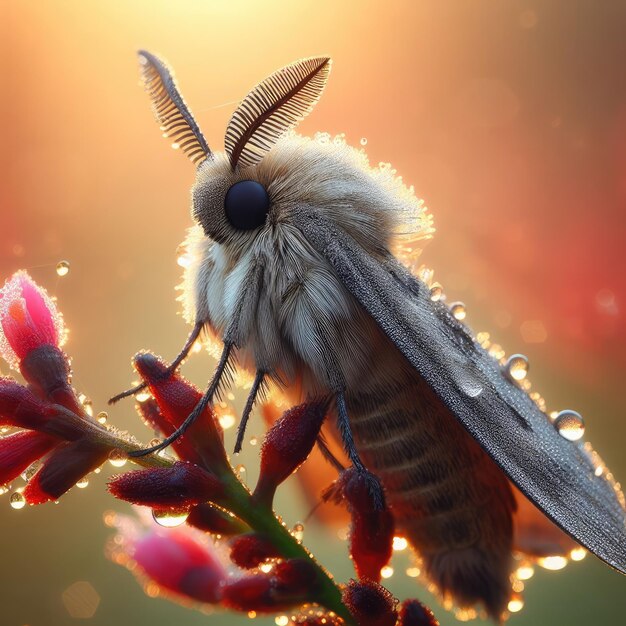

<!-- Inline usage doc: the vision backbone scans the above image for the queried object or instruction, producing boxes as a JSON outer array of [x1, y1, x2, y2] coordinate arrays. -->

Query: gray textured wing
[[294, 210, 626, 574]]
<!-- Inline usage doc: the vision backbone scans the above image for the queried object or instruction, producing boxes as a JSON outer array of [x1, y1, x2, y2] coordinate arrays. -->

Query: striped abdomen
[[346, 363, 516, 619]]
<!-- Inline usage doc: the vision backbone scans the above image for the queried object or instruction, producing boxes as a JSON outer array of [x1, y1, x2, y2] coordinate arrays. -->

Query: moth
[[115, 50, 626, 620]]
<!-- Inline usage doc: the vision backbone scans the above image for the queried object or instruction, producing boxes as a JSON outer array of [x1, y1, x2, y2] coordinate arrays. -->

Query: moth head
[[138, 50, 331, 246]]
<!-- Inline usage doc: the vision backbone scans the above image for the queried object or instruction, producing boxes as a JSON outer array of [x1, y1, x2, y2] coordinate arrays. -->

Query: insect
[[113, 50, 626, 620]]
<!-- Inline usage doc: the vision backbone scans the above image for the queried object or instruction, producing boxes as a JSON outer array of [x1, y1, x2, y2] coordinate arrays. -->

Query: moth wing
[[296, 212, 626, 574]]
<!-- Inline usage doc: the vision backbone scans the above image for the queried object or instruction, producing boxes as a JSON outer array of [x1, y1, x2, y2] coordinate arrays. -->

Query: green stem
[[98, 424, 354, 623], [224, 474, 355, 625]]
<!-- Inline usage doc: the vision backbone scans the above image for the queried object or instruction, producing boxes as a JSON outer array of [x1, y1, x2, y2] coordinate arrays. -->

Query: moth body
[[132, 50, 626, 623]]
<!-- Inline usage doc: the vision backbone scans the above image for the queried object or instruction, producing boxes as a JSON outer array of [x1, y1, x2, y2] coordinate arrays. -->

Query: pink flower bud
[[0, 272, 64, 370], [24, 438, 110, 504], [133, 528, 226, 604], [342, 579, 398, 626], [398, 599, 439, 626], [0, 430, 59, 486], [229, 533, 279, 569], [133, 353, 228, 472], [108, 462, 223, 508], [336, 468, 394, 582], [254, 402, 326, 505], [186, 503, 249, 536]]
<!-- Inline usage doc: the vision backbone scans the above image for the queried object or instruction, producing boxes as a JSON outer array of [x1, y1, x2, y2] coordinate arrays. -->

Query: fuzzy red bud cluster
[[0, 273, 111, 503]]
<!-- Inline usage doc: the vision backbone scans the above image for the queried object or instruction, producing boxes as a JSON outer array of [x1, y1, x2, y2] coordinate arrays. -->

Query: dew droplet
[[380, 565, 394, 579], [507, 597, 524, 613], [21, 464, 38, 481], [515, 564, 534, 580], [259, 563, 273, 573], [449, 301, 467, 321], [570, 547, 586, 561], [135, 390, 151, 403], [554, 410, 585, 442], [275, 617, 289, 626], [152, 508, 189, 528], [97, 411, 108, 424], [235, 464, 246, 478], [176, 244, 191, 268], [76, 477, 89, 489], [504, 354, 529, 382], [292, 522, 304, 542], [405, 566, 421, 578], [454, 366, 483, 398], [171, 142, 180, 150], [360, 137, 368, 146], [0, 484, 10, 495], [56, 260, 70, 277], [392, 536, 408, 551], [108, 449, 128, 468], [248, 611, 257, 619], [10, 492, 25, 509], [249, 436, 258, 446], [537, 555, 568, 570], [219, 414, 236, 430], [429, 283, 443, 302]]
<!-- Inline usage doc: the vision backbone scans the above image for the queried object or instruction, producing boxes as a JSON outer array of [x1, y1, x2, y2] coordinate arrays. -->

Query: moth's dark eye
[[224, 180, 270, 230]]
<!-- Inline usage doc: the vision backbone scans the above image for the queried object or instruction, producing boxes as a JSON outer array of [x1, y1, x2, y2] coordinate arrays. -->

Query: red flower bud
[[186, 503, 249, 536], [398, 599, 439, 626], [0, 378, 55, 431], [133, 529, 226, 604], [342, 579, 398, 626], [336, 468, 394, 582], [229, 533, 279, 569], [0, 272, 65, 370], [273, 559, 318, 595], [221, 574, 278, 613], [133, 353, 228, 472], [0, 378, 90, 441], [24, 438, 110, 504], [20, 345, 80, 415], [0, 430, 59, 485], [108, 462, 223, 508], [254, 401, 326, 505]]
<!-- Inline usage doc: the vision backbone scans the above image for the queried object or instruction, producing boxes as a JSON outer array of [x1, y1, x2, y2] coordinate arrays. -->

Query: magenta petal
[[20, 277, 59, 346], [0, 430, 59, 485]]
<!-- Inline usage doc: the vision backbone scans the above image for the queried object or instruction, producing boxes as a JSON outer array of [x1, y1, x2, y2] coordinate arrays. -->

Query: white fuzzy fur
[[181, 132, 430, 393]]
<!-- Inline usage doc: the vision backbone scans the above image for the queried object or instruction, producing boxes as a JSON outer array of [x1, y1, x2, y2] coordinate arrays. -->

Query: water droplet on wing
[[504, 354, 529, 381], [554, 410, 585, 441], [450, 301, 467, 321]]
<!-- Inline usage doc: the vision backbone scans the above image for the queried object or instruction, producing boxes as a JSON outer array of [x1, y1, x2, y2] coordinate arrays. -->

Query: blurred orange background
[[1, 1, 625, 625]]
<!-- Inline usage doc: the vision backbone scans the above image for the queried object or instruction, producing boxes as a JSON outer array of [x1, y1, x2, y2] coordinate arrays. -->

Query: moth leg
[[234, 370, 266, 454], [129, 341, 234, 457], [336, 391, 385, 509], [108, 320, 205, 405]]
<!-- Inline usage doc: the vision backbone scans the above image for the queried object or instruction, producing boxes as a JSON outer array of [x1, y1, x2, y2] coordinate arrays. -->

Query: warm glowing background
[[2, 1, 625, 624]]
